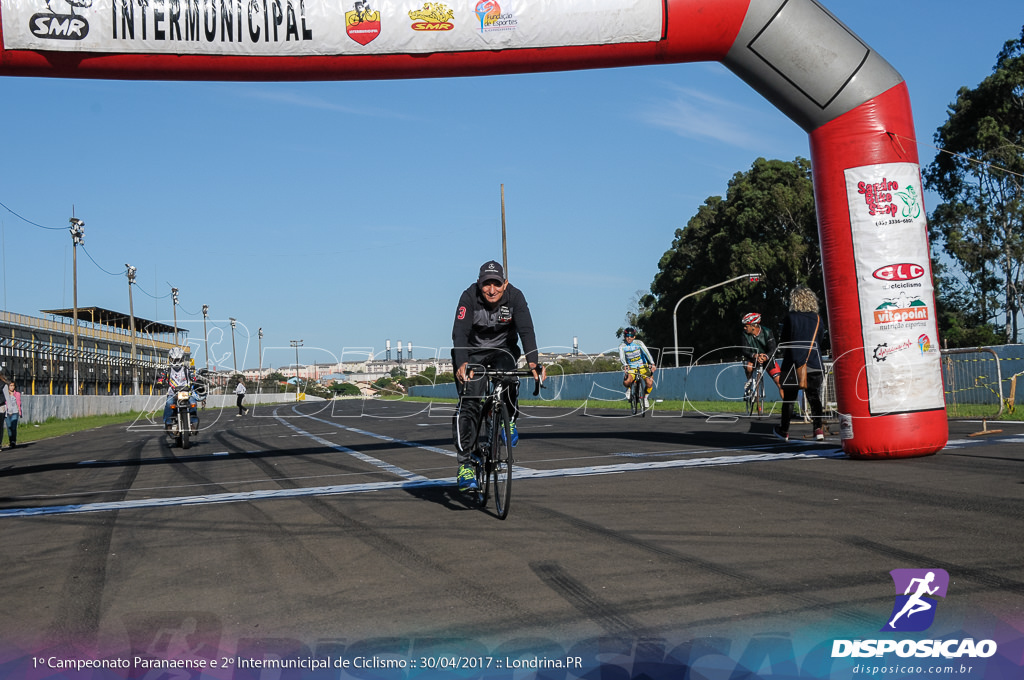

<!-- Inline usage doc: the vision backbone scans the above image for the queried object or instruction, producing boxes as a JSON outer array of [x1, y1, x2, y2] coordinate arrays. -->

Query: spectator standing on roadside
[[3, 381, 22, 449], [235, 378, 248, 416], [774, 286, 825, 442]]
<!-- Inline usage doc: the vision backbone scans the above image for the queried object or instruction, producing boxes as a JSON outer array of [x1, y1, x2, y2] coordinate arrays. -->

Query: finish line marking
[[0, 450, 840, 517]]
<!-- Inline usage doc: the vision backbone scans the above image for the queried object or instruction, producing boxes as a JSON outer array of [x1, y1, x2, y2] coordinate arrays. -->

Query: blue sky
[[1, 0, 1020, 373]]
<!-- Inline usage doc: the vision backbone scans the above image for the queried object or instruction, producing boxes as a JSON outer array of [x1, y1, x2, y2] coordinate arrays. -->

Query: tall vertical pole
[[68, 215, 85, 395], [258, 328, 263, 388], [500, 184, 508, 280], [126, 264, 138, 395], [202, 305, 210, 371], [290, 339, 303, 401], [171, 287, 180, 346], [230, 318, 238, 374]]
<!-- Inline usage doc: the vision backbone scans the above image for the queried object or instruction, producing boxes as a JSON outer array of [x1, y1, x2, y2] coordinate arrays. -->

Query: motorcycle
[[167, 370, 208, 449]]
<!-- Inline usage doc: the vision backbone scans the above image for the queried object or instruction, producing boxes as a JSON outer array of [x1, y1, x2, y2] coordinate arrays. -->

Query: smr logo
[[882, 568, 949, 632], [30, 0, 92, 41]]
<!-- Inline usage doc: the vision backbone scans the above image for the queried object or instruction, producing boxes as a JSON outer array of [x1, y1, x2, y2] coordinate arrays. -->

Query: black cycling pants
[[453, 349, 519, 464], [780, 369, 824, 433]]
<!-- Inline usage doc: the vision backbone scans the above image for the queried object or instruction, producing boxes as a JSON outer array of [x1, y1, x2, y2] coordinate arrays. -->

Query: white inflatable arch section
[[0, 0, 947, 457]]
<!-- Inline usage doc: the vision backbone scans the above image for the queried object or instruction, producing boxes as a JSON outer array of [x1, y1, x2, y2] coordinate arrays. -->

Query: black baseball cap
[[477, 260, 505, 285]]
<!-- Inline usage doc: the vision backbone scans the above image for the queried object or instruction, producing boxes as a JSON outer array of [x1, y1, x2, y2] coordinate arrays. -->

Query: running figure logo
[[882, 569, 949, 632]]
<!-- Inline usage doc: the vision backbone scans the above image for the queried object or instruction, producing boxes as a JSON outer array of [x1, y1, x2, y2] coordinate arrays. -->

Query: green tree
[[546, 355, 621, 376], [636, 157, 823, 360], [923, 26, 1024, 345], [331, 382, 361, 396], [260, 371, 287, 392]]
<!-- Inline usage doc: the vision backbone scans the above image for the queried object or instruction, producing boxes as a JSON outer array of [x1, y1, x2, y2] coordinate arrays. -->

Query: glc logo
[[30, 0, 92, 41], [883, 568, 948, 632], [873, 263, 924, 281]]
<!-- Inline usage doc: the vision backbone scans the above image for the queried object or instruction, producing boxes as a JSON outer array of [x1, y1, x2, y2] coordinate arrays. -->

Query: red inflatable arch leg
[[810, 84, 948, 458]]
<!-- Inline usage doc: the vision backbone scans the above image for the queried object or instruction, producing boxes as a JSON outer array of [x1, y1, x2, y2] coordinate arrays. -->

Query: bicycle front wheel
[[491, 401, 513, 519], [630, 380, 641, 415]]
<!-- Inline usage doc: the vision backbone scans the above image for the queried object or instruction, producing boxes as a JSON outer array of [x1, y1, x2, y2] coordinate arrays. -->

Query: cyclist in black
[[740, 312, 782, 395], [452, 260, 545, 492]]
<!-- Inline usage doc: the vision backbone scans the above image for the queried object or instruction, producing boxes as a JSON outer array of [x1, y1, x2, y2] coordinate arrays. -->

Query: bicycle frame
[[626, 365, 651, 416], [458, 365, 541, 519], [745, 364, 767, 417]]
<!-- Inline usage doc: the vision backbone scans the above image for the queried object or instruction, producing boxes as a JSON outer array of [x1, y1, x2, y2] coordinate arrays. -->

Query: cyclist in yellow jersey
[[618, 327, 656, 408]]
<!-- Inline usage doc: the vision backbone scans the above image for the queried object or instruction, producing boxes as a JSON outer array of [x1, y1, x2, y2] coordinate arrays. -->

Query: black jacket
[[780, 311, 823, 373], [740, 326, 778, 363], [452, 282, 539, 369]]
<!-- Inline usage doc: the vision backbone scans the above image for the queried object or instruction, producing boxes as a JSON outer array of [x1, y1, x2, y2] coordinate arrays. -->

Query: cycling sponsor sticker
[[844, 162, 944, 415], [346, 1, 381, 45], [1, 0, 663, 56]]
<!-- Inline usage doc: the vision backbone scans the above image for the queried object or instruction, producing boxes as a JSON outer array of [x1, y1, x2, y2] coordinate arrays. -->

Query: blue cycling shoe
[[500, 420, 519, 447], [457, 464, 479, 492]]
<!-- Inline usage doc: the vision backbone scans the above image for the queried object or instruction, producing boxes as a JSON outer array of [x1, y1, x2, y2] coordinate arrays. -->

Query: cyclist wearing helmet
[[740, 313, 782, 393], [160, 347, 200, 431], [619, 327, 656, 407]]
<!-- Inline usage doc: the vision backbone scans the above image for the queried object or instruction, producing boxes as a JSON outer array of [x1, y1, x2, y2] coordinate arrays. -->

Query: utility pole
[[126, 264, 138, 395], [230, 318, 238, 375], [68, 215, 85, 395], [290, 339, 303, 402], [258, 328, 263, 386], [202, 305, 210, 371], [171, 287, 180, 346]]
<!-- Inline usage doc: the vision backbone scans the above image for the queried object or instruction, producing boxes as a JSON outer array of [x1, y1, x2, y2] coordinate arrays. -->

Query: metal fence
[[940, 347, 1004, 419]]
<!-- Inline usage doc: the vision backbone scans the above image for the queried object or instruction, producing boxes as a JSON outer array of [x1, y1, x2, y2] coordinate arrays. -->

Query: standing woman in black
[[774, 286, 825, 441]]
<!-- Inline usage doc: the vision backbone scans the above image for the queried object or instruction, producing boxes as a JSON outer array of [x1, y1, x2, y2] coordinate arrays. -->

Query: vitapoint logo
[[831, 569, 998, 660]]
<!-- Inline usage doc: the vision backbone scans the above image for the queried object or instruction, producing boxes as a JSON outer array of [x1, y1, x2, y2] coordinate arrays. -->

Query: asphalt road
[[1, 399, 1021, 678]]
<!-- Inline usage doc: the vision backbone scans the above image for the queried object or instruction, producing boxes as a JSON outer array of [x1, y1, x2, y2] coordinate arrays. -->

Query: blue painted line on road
[[0, 449, 840, 518]]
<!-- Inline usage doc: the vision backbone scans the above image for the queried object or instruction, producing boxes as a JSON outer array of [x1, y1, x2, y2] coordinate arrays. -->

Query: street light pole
[[171, 287, 180, 346], [290, 339, 303, 402], [672, 273, 762, 367], [229, 318, 238, 375], [202, 305, 210, 371], [68, 216, 85, 395], [258, 328, 263, 386], [126, 264, 139, 395]]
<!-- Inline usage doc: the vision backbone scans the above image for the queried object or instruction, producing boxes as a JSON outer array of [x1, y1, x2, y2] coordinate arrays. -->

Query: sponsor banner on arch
[[0, 0, 664, 56], [844, 162, 944, 416]]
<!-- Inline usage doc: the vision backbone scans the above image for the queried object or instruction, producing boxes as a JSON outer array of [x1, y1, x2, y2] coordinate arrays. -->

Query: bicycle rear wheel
[[491, 401, 513, 519]]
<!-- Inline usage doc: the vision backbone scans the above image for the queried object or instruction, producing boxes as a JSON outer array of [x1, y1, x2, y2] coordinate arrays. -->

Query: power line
[[0, 199, 65, 230], [889, 132, 1024, 181], [81, 245, 128, 277]]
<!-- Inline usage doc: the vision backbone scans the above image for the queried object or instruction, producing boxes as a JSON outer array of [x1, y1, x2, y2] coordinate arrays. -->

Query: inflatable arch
[[0, 0, 948, 457]]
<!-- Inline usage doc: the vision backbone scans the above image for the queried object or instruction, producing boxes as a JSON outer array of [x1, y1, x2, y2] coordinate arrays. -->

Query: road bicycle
[[744, 364, 767, 417], [453, 365, 542, 519], [626, 365, 652, 416]]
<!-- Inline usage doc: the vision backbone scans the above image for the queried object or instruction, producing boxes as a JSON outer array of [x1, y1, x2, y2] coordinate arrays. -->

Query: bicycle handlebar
[[465, 364, 546, 396]]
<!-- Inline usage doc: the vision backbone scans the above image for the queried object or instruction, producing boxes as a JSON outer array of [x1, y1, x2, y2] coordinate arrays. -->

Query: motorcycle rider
[[160, 347, 200, 432]]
